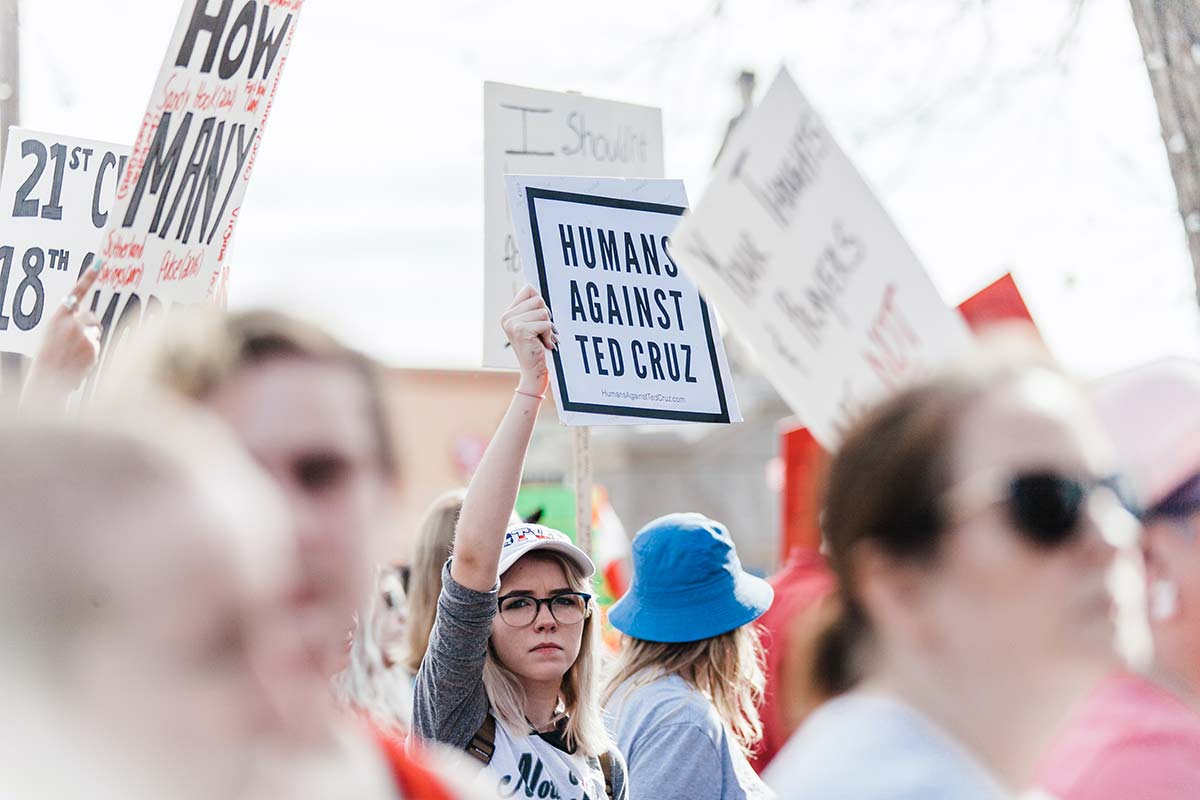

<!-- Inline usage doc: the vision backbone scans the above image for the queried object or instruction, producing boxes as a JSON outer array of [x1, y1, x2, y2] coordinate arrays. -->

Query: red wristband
[[514, 388, 545, 401]]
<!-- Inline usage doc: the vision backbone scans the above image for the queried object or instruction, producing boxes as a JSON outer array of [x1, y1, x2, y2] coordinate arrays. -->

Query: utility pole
[[0, 0, 16, 159], [1130, 0, 1200, 306], [0, 0, 20, 406]]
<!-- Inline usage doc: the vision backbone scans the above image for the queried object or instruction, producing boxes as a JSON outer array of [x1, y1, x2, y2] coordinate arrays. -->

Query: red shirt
[[372, 724, 457, 800], [1035, 671, 1200, 799], [751, 548, 834, 773]]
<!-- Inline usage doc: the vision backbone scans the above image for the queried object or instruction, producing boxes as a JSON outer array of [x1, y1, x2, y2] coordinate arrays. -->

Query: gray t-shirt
[[605, 673, 772, 800], [412, 563, 628, 800], [764, 692, 1009, 799]]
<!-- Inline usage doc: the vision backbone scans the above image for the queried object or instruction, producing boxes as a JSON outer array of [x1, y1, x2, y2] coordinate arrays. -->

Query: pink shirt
[[1035, 672, 1200, 799]]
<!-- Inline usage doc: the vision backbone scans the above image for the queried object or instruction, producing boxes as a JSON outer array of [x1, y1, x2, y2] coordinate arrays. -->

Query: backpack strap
[[599, 751, 615, 800], [465, 713, 496, 765], [469, 713, 614, 799]]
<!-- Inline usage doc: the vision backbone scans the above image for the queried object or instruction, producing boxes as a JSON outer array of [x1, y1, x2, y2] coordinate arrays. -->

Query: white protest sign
[[0, 129, 129, 356], [505, 175, 741, 426], [87, 0, 304, 377], [483, 82, 664, 369], [670, 69, 969, 447]]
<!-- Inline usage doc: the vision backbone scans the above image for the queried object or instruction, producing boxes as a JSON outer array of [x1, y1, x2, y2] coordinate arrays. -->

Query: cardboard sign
[[505, 175, 741, 426], [86, 0, 304, 376], [483, 82, 664, 369], [670, 69, 968, 447], [0, 129, 129, 356]]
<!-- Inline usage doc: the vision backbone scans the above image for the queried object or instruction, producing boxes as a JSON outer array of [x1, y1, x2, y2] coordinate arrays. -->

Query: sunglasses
[[944, 470, 1140, 548], [1142, 473, 1200, 539]]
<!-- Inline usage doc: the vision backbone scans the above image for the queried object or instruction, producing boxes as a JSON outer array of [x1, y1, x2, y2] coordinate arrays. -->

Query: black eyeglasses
[[497, 592, 592, 627], [944, 470, 1141, 548]]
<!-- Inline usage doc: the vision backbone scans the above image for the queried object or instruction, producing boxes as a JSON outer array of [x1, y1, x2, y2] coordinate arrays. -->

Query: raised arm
[[21, 260, 103, 412], [450, 285, 556, 592]]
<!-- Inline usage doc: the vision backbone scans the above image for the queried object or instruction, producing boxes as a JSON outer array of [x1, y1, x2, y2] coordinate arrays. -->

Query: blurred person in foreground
[[32, 302, 492, 799], [143, 309, 401, 684], [0, 410, 306, 799], [602, 513, 775, 799], [412, 287, 628, 798], [138, 308, 498, 797], [1035, 358, 1200, 798], [765, 333, 1140, 798]]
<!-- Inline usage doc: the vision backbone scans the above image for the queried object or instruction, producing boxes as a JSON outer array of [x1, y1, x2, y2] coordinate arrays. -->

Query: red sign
[[957, 273, 1036, 333]]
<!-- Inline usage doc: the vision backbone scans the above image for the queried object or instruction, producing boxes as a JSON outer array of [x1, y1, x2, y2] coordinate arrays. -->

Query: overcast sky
[[15, 0, 1200, 378]]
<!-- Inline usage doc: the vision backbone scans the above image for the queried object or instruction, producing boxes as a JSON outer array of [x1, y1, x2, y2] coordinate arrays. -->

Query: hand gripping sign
[[505, 175, 741, 427], [483, 82, 664, 369], [669, 69, 969, 448]]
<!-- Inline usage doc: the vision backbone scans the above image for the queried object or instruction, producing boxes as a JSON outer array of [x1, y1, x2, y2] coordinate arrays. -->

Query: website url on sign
[[601, 389, 686, 404]]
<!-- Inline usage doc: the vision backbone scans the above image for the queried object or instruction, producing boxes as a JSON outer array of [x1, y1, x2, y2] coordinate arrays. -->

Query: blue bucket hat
[[608, 513, 774, 643]]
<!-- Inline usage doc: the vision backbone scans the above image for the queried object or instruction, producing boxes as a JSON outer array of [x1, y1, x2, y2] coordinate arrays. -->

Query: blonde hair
[[603, 625, 766, 758], [334, 566, 413, 737], [404, 490, 466, 673], [483, 551, 611, 758]]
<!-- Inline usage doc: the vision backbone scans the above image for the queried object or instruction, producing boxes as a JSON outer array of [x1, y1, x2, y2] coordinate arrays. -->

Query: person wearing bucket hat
[[412, 287, 627, 800], [766, 335, 1137, 798], [1036, 358, 1200, 799], [602, 512, 775, 800]]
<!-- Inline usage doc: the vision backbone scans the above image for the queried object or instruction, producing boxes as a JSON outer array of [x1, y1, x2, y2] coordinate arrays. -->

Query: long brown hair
[[813, 333, 1060, 696], [603, 626, 767, 758]]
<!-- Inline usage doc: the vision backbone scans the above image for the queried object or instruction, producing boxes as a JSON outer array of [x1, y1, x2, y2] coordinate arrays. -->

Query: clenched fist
[[501, 285, 557, 397]]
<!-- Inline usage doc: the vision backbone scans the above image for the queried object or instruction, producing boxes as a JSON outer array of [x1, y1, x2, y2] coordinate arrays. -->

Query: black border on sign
[[524, 186, 731, 424]]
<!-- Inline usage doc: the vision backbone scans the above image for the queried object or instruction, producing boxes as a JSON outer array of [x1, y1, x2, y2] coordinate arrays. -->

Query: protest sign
[[505, 175, 741, 426], [483, 82, 664, 369], [0, 129, 129, 356], [86, 0, 304, 377], [670, 69, 969, 448]]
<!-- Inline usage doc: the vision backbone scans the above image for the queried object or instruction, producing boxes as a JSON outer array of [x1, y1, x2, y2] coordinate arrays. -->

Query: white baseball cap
[[498, 523, 595, 578]]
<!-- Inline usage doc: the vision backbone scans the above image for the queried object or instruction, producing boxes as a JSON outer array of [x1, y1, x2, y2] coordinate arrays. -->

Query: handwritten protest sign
[[506, 176, 741, 426], [86, 0, 304, 376], [483, 82, 664, 368], [0, 130, 129, 356], [671, 69, 968, 447]]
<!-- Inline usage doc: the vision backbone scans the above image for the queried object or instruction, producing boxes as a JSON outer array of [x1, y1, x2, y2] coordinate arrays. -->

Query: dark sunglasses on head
[[945, 470, 1141, 548]]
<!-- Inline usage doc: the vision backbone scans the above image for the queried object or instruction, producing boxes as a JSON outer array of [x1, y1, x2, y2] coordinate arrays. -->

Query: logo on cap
[[504, 526, 564, 548]]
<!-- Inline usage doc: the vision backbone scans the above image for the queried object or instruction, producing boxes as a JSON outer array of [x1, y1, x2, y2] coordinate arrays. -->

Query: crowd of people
[[4, 275, 1200, 799]]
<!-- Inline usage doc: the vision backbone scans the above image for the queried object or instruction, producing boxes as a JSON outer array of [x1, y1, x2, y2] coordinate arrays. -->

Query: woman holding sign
[[412, 286, 628, 800]]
